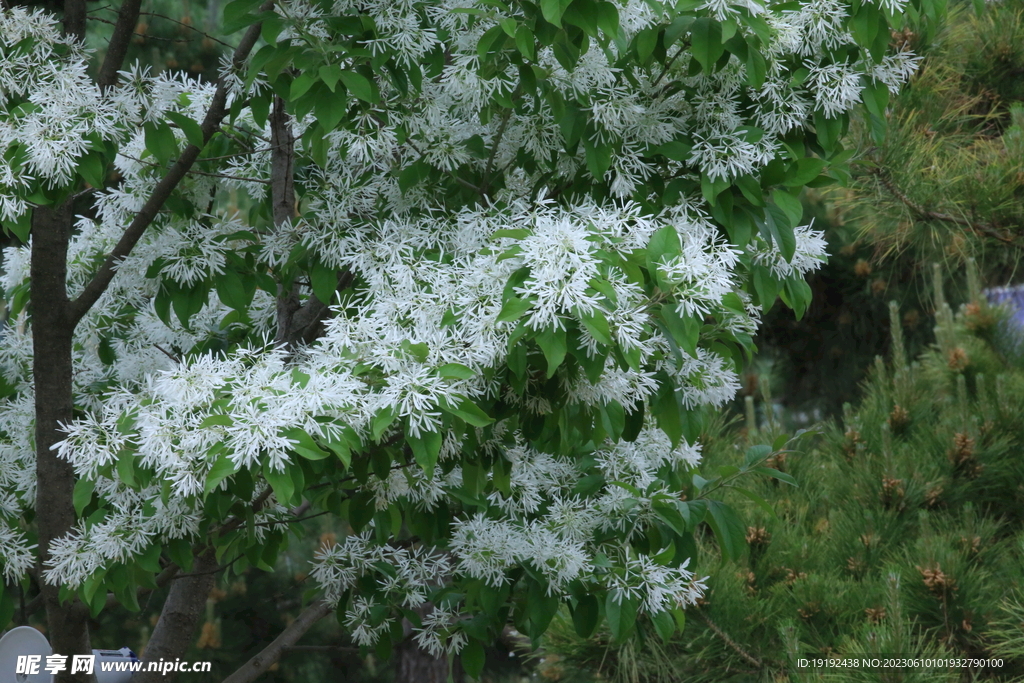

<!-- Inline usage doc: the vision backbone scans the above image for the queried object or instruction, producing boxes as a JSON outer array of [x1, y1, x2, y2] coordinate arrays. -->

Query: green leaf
[[222, 0, 264, 34], [319, 64, 343, 92], [77, 152, 107, 188], [206, 454, 238, 494], [862, 79, 891, 121], [705, 499, 746, 562], [653, 500, 688, 535], [605, 592, 637, 641], [477, 25, 507, 59], [584, 137, 613, 179], [527, 582, 560, 638], [310, 261, 337, 303], [515, 25, 536, 61], [282, 427, 331, 460], [851, 3, 883, 50], [536, 325, 567, 377], [442, 396, 494, 427], [264, 465, 296, 506], [541, 0, 573, 26], [690, 18, 724, 73], [438, 363, 475, 380], [165, 111, 205, 149], [371, 406, 397, 441], [813, 109, 843, 152], [580, 310, 613, 346], [771, 189, 803, 227], [760, 204, 797, 262], [752, 265, 780, 313], [497, 295, 533, 322], [323, 438, 352, 468], [652, 610, 675, 641], [314, 89, 348, 131], [654, 139, 693, 161], [199, 414, 234, 428], [144, 121, 179, 164], [291, 72, 318, 100], [744, 444, 772, 465], [596, 2, 620, 39], [340, 71, 378, 103], [408, 430, 442, 478], [117, 450, 137, 488], [73, 477, 95, 516], [646, 225, 681, 279], [167, 538, 194, 571], [635, 27, 658, 63], [745, 46, 767, 89], [784, 158, 827, 187], [572, 594, 600, 637], [753, 466, 798, 486], [462, 639, 486, 678], [136, 543, 163, 574], [661, 304, 699, 358], [215, 268, 255, 311]]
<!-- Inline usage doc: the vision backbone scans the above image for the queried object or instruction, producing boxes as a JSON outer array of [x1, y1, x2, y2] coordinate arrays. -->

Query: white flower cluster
[[310, 532, 452, 645], [0, 0, 909, 653]]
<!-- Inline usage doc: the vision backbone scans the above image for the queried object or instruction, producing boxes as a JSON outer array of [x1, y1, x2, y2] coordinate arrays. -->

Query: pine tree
[[538, 265, 1024, 682]]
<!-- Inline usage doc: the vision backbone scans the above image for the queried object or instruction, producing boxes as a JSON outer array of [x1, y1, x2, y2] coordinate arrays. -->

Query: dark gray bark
[[96, 0, 143, 91], [31, 200, 96, 683], [393, 627, 461, 683], [133, 547, 219, 683], [269, 95, 336, 348], [62, 0, 86, 42]]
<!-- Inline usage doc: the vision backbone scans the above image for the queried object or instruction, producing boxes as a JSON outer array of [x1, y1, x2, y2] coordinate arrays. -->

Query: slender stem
[[652, 43, 688, 88], [696, 608, 763, 668]]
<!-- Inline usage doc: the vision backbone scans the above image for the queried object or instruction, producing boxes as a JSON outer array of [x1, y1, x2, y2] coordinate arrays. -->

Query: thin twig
[[98, 5, 233, 48], [696, 608, 763, 668], [119, 151, 271, 184], [154, 344, 180, 363], [254, 510, 331, 528], [87, 15, 191, 43], [652, 43, 688, 88], [172, 553, 244, 578]]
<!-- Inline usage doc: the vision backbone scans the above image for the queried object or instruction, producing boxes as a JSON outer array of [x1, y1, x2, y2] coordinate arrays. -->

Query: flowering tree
[[0, 0, 922, 680]]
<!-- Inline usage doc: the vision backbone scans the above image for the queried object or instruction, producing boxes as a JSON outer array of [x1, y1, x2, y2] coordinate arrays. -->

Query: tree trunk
[[31, 201, 96, 683], [393, 638, 459, 683], [133, 547, 219, 683], [392, 606, 462, 683]]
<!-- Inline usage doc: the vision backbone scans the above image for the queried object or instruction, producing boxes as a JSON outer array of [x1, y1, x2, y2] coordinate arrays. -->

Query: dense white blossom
[[0, 0, 917, 652]]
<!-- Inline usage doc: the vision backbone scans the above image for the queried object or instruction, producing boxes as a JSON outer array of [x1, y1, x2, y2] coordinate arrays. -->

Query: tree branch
[[222, 600, 333, 683], [870, 168, 1023, 247], [68, 0, 277, 327], [96, 0, 142, 91]]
